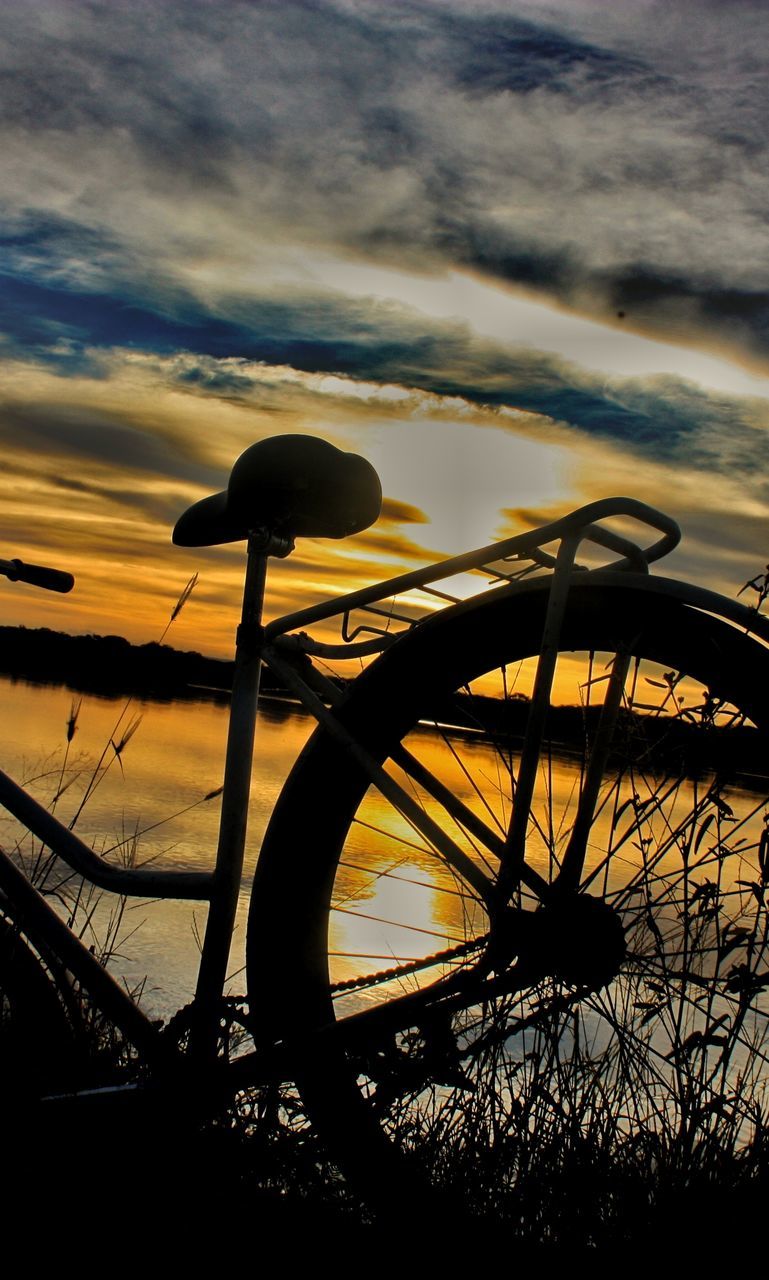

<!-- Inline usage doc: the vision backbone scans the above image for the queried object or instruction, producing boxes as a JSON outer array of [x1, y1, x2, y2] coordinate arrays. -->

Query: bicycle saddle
[[173, 435, 382, 547]]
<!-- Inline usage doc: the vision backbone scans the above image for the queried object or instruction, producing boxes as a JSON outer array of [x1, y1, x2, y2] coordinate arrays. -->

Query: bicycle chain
[[329, 932, 490, 993], [159, 942, 491, 1046]]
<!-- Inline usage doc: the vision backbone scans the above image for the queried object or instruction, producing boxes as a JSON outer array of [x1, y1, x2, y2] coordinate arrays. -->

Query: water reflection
[[2, 673, 767, 1068], [323, 716, 769, 1078], [0, 678, 314, 1017]]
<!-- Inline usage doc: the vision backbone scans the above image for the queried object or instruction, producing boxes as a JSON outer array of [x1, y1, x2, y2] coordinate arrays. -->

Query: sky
[[1, 0, 768, 657]]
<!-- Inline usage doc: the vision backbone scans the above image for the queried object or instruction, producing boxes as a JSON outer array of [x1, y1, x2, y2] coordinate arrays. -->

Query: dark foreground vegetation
[[9, 1048, 769, 1245], [5, 944, 769, 1245], [2, 621, 769, 1241]]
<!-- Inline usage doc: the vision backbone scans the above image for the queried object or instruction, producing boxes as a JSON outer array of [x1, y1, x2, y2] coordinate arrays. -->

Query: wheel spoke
[[249, 580, 769, 1198]]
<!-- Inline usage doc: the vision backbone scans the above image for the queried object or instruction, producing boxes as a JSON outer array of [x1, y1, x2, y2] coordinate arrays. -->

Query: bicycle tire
[[247, 577, 769, 1211], [0, 907, 80, 1098]]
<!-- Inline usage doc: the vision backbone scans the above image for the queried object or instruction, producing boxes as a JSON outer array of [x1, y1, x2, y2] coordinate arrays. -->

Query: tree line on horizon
[[0, 624, 765, 784]]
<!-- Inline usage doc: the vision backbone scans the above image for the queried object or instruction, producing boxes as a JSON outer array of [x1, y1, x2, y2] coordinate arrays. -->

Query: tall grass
[[0, 574, 202, 1081], [4, 568, 769, 1239]]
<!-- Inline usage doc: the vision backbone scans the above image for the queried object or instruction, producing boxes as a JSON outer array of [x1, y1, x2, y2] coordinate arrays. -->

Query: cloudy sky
[[1, 0, 768, 655]]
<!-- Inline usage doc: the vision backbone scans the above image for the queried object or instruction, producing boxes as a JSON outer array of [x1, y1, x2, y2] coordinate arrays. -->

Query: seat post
[[192, 530, 286, 1052]]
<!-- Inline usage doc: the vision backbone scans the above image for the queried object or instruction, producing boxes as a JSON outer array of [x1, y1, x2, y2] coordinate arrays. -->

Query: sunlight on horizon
[[1, 279, 768, 657]]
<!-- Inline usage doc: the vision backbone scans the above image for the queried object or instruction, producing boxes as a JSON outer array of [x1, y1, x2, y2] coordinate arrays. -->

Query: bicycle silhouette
[[2, 433, 768, 1211]]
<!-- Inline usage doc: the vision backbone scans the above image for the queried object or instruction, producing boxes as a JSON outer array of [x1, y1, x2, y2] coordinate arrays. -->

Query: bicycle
[[1, 433, 769, 1214]]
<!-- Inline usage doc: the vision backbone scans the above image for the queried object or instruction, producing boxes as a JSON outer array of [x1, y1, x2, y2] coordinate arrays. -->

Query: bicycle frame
[[6, 493, 766, 1067]]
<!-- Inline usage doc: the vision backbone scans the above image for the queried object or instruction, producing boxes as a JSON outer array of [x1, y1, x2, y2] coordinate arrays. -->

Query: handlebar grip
[[6, 558, 75, 593]]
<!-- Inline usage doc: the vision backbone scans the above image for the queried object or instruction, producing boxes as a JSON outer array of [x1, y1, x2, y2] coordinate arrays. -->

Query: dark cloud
[[0, 272, 253, 367], [351, 527, 440, 562], [0, 400, 217, 485], [1, 0, 767, 359], [0, 450, 192, 535], [442, 11, 656, 96], [174, 364, 265, 396], [0, 0, 765, 651], [380, 497, 429, 525], [3, 265, 765, 483], [0, 0, 767, 611]]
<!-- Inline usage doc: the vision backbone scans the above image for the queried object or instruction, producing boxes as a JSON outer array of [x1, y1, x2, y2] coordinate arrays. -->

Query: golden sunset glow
[[0, 2, 766, 664], [1, 339, 767, 661]]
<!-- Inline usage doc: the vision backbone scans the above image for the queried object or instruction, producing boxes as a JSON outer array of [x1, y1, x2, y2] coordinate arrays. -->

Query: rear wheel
[[248, 580, 769, 1212]]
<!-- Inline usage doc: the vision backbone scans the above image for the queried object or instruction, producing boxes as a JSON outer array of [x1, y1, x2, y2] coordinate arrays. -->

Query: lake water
[[2, 672, 768, 1080], [0, 677, 317, 1020]]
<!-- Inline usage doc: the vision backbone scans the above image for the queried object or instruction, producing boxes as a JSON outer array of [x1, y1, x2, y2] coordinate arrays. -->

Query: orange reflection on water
[[2, 675, 767, 1035]]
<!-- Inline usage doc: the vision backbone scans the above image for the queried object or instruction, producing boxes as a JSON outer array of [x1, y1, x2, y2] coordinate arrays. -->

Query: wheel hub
[[497, 894, 627, 992]]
